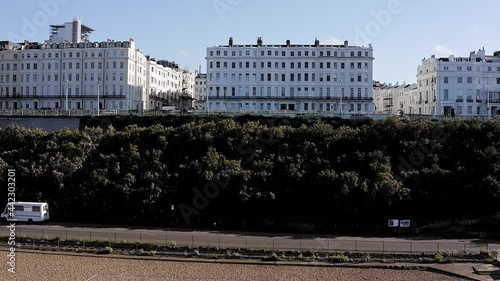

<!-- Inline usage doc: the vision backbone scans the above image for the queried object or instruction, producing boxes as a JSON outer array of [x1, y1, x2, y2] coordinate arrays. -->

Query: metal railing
[[2, 226, 498, 255], [0, 109, 497, 121]]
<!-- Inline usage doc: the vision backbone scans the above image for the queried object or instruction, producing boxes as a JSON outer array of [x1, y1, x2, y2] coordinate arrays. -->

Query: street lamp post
[[340, 91, 343, 117], [65, 80, 69, 113], [207, 88, 210, 116], [97, 80, 100, 116], [486, 87, 490, 118]]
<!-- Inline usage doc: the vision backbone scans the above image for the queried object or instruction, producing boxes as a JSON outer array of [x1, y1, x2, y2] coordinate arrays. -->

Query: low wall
[[0, 118, 80, 132]]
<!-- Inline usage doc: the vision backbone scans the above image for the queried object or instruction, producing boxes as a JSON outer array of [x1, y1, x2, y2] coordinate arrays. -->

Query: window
[[467, 77, 472, 84], [457, 77, 463, 83], [444, 77, 449, 83]]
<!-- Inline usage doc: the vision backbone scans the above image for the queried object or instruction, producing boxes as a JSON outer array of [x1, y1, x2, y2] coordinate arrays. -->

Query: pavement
[[431, 263, 500, 281], [2, 224, 499, 255]]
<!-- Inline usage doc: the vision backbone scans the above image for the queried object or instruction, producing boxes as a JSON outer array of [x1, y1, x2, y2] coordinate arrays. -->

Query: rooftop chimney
[[229, 37, 234, 47], [286, 39, 290, 47], [314, 38, 320, 47], [257, 37, 263, 47], [344, 40, 348, 47]]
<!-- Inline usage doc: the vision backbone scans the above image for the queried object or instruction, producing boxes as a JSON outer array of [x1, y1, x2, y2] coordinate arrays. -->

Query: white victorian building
[[0, 19, 195, 112], [416, 49, 500, 117], [206, 37, 374, 113]]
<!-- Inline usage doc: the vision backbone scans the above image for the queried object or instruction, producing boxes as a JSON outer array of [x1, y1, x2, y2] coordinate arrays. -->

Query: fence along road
[[1, 224, 499, 254]]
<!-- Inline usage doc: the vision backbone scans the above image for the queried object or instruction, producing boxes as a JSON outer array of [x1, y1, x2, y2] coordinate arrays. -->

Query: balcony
[[208, 96, 374, 101], [456, 98, 464, 102], [476, 99, 482, 103], [490, 99, 500, 103], [466, 98, 474, 103], [0, 94, 127, 100]]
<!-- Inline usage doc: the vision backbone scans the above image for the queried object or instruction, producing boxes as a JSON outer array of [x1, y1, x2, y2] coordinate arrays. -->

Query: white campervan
[[1, 202, 50, 222], [161, 105, 179, 112]]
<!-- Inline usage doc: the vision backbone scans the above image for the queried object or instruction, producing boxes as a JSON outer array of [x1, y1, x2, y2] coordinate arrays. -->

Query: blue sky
[[1, 0, 499, 83]]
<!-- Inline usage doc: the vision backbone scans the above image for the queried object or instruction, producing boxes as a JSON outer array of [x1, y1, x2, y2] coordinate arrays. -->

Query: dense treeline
[[1, 116, 499, 234]]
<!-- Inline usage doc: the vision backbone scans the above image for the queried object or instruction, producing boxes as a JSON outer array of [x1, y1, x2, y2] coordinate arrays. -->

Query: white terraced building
[[206, 37, 374, 113], [194, 72, 207, 110], [0, 20, 195, 112], [147, 59, 195, 110], [415, 49, 500, 117], [0, 39, 148, 111], [373, 82, 417, 115]]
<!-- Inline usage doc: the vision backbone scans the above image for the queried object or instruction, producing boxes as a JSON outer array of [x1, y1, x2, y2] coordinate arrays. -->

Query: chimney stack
[[314, 38, 320, 47], [257, 36, 263, 47], [286, 39, 290, 47], [344, 40, 348, 47], [229, 37, 234, 47]]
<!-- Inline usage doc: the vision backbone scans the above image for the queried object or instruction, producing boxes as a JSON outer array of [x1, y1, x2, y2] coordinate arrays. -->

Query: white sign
[[388, 219, 399, 227], [400, 220, 411, 228]]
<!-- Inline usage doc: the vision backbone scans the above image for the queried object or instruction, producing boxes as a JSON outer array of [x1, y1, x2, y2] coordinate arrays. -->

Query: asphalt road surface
[[2, 223, 499, 254]]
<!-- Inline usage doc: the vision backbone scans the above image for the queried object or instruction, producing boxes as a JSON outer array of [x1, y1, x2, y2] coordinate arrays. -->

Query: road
[[1, 223, 499, 254]]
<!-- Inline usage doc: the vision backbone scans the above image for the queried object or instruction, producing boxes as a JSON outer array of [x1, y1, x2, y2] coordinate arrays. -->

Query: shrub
[[329, 254, 349, 263], [262, 252, 280, 262], [102, 247, 113, 254]]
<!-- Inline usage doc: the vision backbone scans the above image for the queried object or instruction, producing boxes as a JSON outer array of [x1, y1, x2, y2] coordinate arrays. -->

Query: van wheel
[[28, 219, 33, 223]]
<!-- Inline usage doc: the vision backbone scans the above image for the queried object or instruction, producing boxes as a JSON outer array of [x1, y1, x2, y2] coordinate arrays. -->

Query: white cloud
[[177, 49, 190, 58], [323, 37, 344, 45], [434, 44, 458, 57]]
